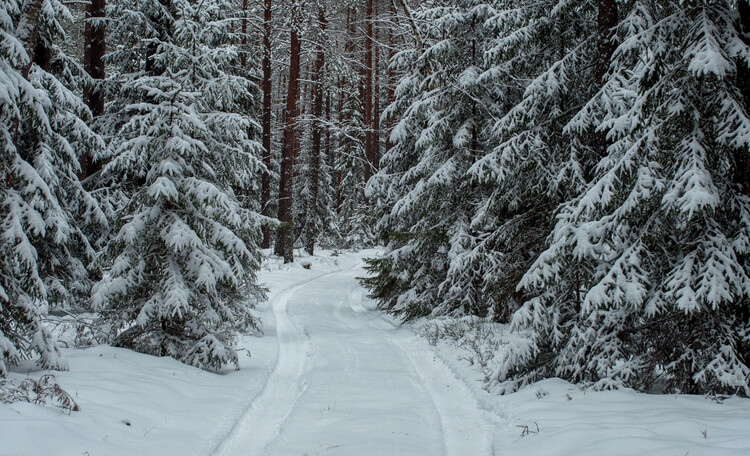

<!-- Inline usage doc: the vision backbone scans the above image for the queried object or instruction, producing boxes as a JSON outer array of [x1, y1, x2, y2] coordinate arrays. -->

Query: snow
[[420, 316, 750, 456], [2, 250, 750, 455]]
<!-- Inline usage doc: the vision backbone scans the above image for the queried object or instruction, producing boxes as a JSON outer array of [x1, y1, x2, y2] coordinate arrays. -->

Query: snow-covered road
[[214, 256, 499, 456], [5, 250, 748, 456]]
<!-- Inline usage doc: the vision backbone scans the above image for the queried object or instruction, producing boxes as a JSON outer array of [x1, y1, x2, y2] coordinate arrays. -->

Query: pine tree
[[93, 0, 265, 370], [303, 7, 327, 255], [260, 0, 273, 249]]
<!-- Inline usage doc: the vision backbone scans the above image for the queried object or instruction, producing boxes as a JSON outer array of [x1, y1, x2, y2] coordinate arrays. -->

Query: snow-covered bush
[[0, 374, 79, 413], [418, 317, 505, 380]]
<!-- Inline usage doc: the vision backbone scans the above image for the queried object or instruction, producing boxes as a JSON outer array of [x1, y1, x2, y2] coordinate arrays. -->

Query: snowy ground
[[1, 250, 749, 455]]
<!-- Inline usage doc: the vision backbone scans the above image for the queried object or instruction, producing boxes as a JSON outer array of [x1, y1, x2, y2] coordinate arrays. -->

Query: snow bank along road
[[212, 254, 501, 456]]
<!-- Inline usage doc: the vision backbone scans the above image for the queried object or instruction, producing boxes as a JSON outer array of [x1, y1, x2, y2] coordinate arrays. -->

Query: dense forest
[[2, 0, 749, 399]]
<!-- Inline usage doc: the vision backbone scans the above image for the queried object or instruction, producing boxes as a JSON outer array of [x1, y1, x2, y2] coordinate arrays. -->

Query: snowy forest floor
[[1, 250, 750, 456]]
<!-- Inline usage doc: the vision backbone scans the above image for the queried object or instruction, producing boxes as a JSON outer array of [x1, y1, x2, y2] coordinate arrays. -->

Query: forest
[[1, 0, 750, 416]]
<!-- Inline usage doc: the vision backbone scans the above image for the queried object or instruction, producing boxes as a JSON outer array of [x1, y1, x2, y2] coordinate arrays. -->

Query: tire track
[[386, 332, 498, 456], [210, 268, 353, 456]]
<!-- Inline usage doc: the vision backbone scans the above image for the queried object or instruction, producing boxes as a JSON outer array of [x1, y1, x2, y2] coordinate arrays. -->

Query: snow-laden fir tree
[[461, 0, 601, 322], [0, 0, 106, 376], [492, 0, 750, 395], [93, 0, 266, 370], [363, 0, 505, 320]]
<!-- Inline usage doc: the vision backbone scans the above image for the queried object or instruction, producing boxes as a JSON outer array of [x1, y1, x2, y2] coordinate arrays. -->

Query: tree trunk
[[9, 0, 45, 149], [145, 0, 172, 77], [33, 39, 51, 71], [363, 0, 374, 186], [16, 0, 45, 77], [81, 0, 106, 178], [337, 79, 344, 213], [261, 0, 273, 248], [240, 0, 248, 68], [372, 9, 380, 177], [275, 8, 301, 263], [736, 0, 750, 197], [593, 0, 618, 168], [596, 0, 617, 84], [386, 2, 396, 154], [325, 93, 332, 185], [305, 8, 327, 255]]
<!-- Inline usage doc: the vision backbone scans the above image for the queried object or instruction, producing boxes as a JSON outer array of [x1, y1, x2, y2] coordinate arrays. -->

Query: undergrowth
[[418, 317, 506, 381], [0, 374, 79, 414]]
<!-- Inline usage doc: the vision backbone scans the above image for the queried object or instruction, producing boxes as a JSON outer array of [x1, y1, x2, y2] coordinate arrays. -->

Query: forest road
[[212, 259, 499, 456]]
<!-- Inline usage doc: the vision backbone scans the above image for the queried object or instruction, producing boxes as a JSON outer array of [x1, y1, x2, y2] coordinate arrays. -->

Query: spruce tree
[[0, 0, 105, 376], [93, 0, 265, 370], [492, 0, 750, 395], [364, 0, 507, 320]]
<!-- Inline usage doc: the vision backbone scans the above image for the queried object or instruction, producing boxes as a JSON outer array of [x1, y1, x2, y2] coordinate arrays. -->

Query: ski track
[[211, 260, 498, 456]]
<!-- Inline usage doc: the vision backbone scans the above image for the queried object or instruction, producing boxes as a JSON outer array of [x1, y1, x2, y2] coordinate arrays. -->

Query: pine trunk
[[80, 0, 106, 178], [385, 3, 396, 154], [325, 95, 332, 172], [337, 78, 344, 213], [33, 40, 51, 70], [83, 0, 105, 117], [16, 0, 45, 77], [275, 13, 301, 263], [363, 0, 374, 186], [593, 0, 618, 166], [736, 0, 750, 196], [305, 9, 327, 255], [372, 15, 380, 177], [596, 0, 617, 84], [261, 0, 273, 248]]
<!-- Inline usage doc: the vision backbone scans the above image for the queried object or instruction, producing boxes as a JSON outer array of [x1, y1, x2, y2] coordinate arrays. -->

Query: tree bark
[[9, 0, 45, 149], [83, 0, 106, 117], [305, 8, 327, 255], [16, 0, 45, 77], [736, 0, 750, 197], [261, 0, 273, 248], [593, 0, 618, 168], [275, 6, 301, 263], [596, 0, 617, 85], [386, 2, 396, 154], [337, 78, 344, 213], [240, 0, 248, 68], [81, 0, 106, 178], [33, 39, 51, 71], [325, 93, 332, 184], [372, 8, 380, 177], [363, 0, 374, 186], [392, 0, 422, 49]]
